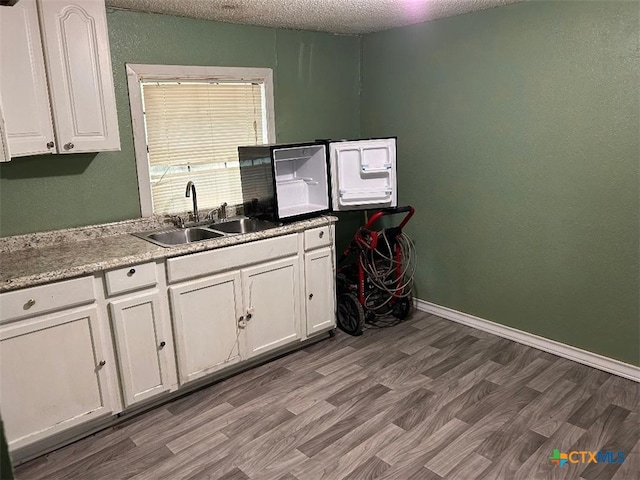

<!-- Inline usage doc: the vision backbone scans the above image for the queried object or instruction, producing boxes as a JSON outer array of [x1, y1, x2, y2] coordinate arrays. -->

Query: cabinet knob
[[159, 341, 166, 349], [246, 313, 252, 320], [127, 268, 136, 276], [64, 142, 75, 150], [46, 141, 55, 149], [319, 231, 324, 238], [309, 293, 313, 300], [98, 360, 106, 367], [25, 298, 36, 309]]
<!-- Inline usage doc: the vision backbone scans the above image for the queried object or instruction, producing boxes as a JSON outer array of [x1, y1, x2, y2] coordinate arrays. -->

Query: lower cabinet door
[[0, 306, 114, 450], [242, 256, 301, 358], [305, 247, 336, 335], [169, 271, 243, 385], [109, 291, 174, 407]]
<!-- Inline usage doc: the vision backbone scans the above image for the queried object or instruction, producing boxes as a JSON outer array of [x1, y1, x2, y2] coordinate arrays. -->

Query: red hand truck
[[336, 206, 416, 335]]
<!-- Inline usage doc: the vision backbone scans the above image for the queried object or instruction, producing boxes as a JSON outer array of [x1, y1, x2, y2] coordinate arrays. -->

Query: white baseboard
[[414, 298, 640, 383]]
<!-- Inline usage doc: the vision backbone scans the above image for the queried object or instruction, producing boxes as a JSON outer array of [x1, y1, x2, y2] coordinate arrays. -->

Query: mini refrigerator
[[238, 137, 396, 222]]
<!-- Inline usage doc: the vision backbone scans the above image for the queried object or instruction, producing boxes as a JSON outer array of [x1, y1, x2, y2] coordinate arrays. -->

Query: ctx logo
[[549, 449, 626, 467]]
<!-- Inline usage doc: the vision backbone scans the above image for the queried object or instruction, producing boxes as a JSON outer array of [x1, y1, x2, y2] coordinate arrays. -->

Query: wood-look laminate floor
[[14, 312, 640, 480]]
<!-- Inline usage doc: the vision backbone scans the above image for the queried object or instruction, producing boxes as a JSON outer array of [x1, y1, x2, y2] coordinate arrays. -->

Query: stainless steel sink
[[209, 218, 280, 234], [134, 227, 224, 247], [134, 217, 280, 247]]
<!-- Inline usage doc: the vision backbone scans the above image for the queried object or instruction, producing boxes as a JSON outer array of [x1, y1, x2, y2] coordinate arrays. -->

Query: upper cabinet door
[[37, 0, 120, 153], [0, 0, 56, 157]]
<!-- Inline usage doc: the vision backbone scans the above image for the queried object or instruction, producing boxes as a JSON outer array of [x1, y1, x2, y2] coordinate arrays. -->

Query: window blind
[[141, 82, 265, 215]]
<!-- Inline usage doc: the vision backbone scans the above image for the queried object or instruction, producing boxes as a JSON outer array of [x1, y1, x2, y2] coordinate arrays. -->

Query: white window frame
[[126, 64, 276, 217], [0, 97, 9, 162]]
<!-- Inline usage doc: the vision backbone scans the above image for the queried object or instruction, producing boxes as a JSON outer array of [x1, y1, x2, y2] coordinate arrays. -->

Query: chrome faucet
[[185, 181, 199, 222]]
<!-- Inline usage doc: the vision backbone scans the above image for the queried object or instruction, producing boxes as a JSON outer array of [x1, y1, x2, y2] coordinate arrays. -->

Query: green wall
[[361, 0, 640, 365], [1, 2, 637, 366], [0, 10, 360, 236]]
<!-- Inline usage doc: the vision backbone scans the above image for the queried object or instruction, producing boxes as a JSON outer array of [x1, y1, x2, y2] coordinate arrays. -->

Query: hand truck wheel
[[391, 295, 413, 320], [337, 293, 365, 336]]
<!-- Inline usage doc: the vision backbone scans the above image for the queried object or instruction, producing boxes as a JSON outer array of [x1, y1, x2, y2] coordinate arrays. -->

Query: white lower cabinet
[[0, 225, 336, 457], [169, 254, 302, 385], [166, 234, 308, 385], [109, 290, 175, 407], [169, 271, 244, 385], [0, 306, 116, 450], [242, 256, 301, 358], [304, 247, 337, 335]]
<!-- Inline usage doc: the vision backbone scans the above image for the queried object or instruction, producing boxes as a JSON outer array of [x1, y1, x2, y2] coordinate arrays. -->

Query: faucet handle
[[205, 209, 218, 222], [171, 215, 185, 228]]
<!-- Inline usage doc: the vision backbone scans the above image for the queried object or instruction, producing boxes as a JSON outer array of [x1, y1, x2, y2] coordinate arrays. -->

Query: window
[[126, 65, 275, 217]]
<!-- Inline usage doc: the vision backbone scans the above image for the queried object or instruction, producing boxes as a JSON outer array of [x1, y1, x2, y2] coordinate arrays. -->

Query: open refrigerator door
[[329, 138, 397, 211]]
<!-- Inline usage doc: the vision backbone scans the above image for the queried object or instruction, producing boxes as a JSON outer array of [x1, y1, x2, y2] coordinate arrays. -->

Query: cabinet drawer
[[167, 234, 298, 283], [104, 262, 157, 296], [304, 226, 331, 251], [0, 276, 95, 324]]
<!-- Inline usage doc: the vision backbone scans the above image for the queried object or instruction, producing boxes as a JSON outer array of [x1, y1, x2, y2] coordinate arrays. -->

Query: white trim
[[125, 64, 276, 217], [0, 96, 10, 162], [414, 298, 640, 383], [126, 65, 151, 216]]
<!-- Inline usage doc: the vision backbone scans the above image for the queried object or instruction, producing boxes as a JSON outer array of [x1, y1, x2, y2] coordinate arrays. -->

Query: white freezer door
[[330, 138, 397, 211]]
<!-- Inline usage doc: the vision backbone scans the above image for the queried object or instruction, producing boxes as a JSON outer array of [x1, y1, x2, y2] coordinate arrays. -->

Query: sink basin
[[135, 227, 224, 247], [209, 218, 280, 234], [134, 218, 280, 247]]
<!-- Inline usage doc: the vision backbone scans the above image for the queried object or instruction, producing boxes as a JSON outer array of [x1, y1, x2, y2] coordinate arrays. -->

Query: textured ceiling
[[105, 0, 526, 35]]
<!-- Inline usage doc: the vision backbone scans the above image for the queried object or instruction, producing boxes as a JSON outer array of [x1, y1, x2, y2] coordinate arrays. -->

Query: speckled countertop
[[0, 216, 337, 293]]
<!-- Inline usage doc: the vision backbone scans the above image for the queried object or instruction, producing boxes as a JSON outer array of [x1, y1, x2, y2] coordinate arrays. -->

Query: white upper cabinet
[[38, 0, 120, 153], [0, 0, 120, 158], [0, 0, 56, 157]]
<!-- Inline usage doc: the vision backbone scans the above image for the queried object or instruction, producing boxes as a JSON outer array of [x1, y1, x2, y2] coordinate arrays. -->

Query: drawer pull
[[98, 360, 106, 368], [24, 299, 36, 309], [127, 268, 136, 276], [309, 293, 314, 300], [319, 231, 324, 238], [159, 341, 166, 349]]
